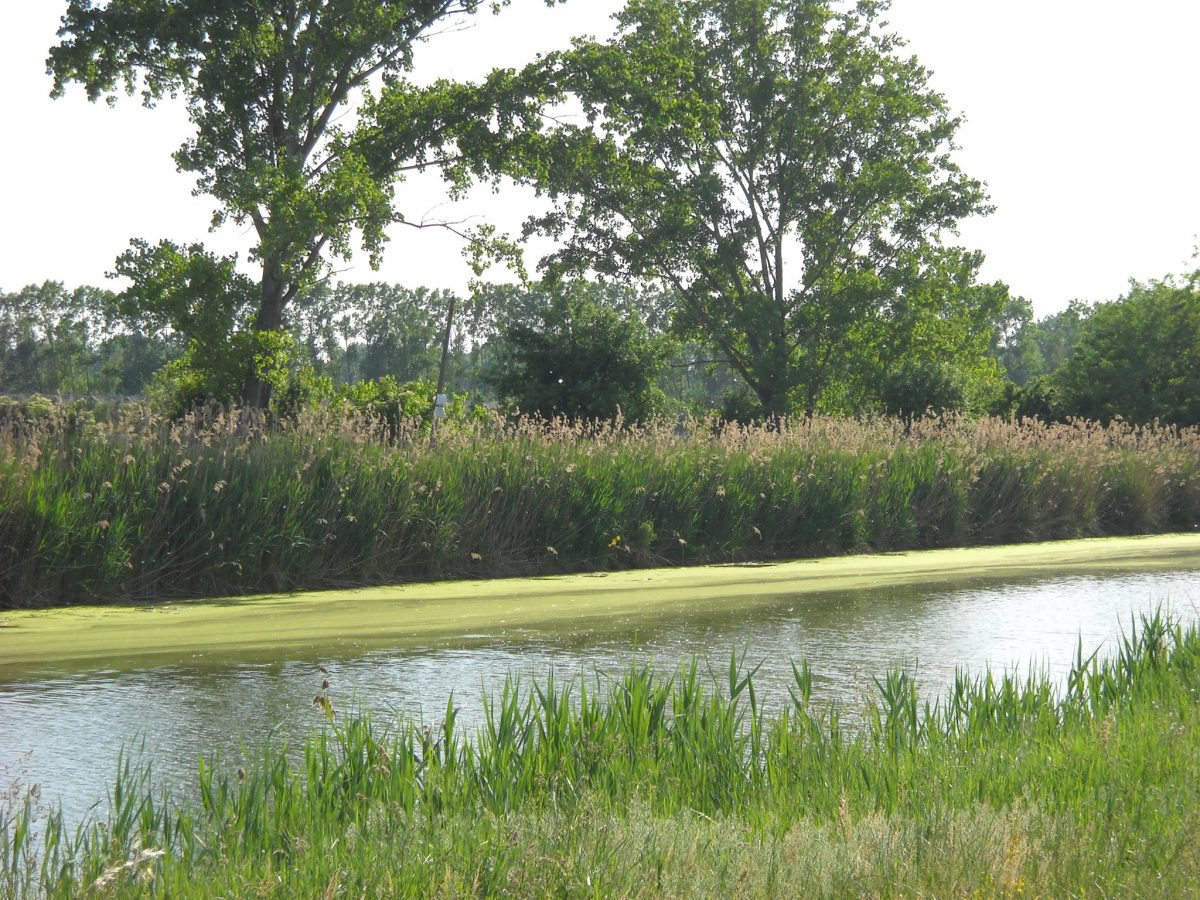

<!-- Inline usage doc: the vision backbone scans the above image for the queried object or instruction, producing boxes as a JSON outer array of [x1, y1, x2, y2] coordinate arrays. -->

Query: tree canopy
[[1054, 269, 1200, 426], [519, 0, 996, 416], [48, 0, 556, 407]]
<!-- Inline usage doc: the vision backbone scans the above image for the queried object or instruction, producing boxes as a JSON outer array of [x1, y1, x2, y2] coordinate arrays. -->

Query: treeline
[[0, 282, 176, 397], [4, 265, 1199, 427], [0, 277, 741, 417], [993, 270, 1200, 425]]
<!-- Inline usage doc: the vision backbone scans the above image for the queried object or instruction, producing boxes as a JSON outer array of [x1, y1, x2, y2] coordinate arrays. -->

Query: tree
[[1054, 270, 1200, 425], [109, 240, 284, 410], [995, 298, 1092, 386], [0, 282, 119, 395], [520, 0, 993, 417], [49, 0, 556, 408], [485, 281, 669, 421], [340, 284, 461, 384]]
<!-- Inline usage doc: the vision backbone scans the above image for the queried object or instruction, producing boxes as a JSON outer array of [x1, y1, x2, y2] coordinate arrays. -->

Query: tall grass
[[2, 404, 1198, 606], [4, 612, 1200, 896]]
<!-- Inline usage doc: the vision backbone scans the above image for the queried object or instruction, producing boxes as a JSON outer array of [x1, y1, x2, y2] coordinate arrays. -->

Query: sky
[[1, 1, 1198, 319]]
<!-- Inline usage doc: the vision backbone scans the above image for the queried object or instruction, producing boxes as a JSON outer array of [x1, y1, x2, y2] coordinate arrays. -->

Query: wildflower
[[608, 535, 622, 548], [470, 552, 483, 561], [212, 480, 227, 493], [546, 545, 558, 555]]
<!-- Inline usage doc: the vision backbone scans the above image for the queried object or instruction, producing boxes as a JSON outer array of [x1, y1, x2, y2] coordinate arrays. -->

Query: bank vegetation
[[1, 405, 1198, 608]]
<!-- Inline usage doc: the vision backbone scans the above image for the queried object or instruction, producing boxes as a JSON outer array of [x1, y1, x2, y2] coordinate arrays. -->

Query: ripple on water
[[1, 567, 1197, 828]]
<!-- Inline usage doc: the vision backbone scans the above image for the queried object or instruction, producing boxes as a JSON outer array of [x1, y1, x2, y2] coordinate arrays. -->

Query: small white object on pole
[[433, 393, 448, 419]]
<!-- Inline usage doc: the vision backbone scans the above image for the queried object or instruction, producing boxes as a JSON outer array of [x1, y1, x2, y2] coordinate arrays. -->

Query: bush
[[990, 375, 1060, 422], [148, 330, 295, 416], [879, 359, 968, 418], [486, 282, 670, 422]]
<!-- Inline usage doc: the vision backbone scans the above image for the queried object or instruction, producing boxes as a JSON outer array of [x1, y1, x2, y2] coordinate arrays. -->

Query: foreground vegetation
[[2, 405, 1199, 607], [4, 611, 1199, 896]]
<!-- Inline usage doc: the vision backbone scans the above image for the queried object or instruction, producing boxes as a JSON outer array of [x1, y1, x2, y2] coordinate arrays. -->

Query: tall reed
[[2, 404, 1198, 606], [4, 612, 1199, 896]]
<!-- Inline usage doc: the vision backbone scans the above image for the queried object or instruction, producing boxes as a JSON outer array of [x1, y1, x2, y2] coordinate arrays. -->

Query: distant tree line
[[4, 263, 1199, 427], [0, 281, 177, 397]]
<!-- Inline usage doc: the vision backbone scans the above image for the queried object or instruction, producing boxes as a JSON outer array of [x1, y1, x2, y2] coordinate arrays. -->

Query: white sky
[[2, 0, 1198, 318]]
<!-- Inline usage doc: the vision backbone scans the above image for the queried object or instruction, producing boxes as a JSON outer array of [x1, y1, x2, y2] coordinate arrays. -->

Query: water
[[2, 567, 1198, 827]]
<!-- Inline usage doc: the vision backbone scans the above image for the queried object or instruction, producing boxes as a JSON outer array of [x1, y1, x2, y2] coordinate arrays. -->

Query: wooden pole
[[430, 293, 457, 447]]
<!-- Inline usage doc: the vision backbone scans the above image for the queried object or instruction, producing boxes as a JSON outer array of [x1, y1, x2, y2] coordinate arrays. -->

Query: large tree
[[521, 0, 994, 416], [49, 0, 555, 408]]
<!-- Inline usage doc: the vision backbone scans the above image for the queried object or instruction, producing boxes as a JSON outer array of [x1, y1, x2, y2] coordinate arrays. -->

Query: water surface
[[2, 566, 1198, 827]]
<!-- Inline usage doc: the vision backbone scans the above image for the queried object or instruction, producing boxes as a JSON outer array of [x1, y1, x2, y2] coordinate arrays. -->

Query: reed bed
[[1, 404, 1197, 607], [1, 404, 1199, 606], [3, 611, 1199, 896]]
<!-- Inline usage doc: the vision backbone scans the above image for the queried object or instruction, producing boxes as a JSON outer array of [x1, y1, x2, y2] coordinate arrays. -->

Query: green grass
[[4, 611, 1200, 896], [2, 405, 1199, 608]]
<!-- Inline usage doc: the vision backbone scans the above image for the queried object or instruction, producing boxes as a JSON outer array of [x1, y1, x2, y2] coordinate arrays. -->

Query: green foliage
[[485, 282, 671, 422], [995, 298, 1093, 386], [878, 354, 1004, 419], [110, 240, 273, 411], [521, 0, 994, 417], [718, 387, 764, 425], [6, 614, 1200, 896], [0, 408, 1196, 606], [48, 0, 557, 407], [289, 283, 468, 387], [112, 240, 257, 354], [148, 331, 296, 417], [990, 374, 1061, 422], [0, 282, 162, 396], [879, 359, 969, 418], [336, 375, 476, 437], [1054, 269, 1200, 425]]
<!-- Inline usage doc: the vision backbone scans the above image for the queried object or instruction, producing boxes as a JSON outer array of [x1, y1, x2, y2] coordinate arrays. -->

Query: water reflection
[[2, 567, 1197, 827]]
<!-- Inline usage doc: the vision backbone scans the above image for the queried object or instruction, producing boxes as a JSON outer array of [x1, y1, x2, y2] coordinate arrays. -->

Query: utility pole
[[430, 293, 457, 447]]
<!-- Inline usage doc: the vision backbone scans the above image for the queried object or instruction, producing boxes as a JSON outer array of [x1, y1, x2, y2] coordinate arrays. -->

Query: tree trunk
[[242, 262, 287, 410]]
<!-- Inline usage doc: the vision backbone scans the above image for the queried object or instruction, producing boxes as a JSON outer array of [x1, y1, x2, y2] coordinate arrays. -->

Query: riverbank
[[5, 612, 1199, 896], [3, 532, 1199, 676], [2, 408, 1198, 608]]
